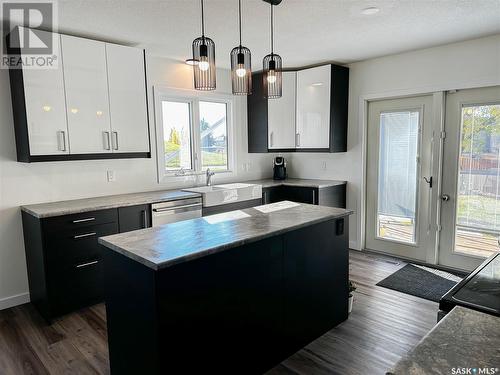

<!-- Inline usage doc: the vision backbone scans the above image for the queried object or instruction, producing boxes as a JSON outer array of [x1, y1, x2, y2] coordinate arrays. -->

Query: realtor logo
[[1, 0, 58, 69]]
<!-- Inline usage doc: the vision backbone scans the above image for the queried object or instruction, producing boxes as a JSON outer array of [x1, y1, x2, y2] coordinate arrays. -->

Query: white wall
[[2, 34, 500, 309], [288, 34, 500, 250], [0, 55, 274, 309]]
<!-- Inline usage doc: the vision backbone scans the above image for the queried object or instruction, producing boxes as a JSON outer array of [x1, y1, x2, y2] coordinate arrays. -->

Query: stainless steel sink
[[182, 183, 262, 207]]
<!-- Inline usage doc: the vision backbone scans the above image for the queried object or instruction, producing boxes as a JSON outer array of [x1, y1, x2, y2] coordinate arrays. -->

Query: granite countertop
[[99, 201, 353, 271], [387, 306, 500, 375], [21, 178, 346, 218], [21, 190, 201, 218], [245, 178, 347, 189]]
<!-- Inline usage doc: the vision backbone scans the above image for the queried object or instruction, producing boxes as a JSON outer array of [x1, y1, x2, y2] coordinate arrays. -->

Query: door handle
[[423, 176, 433, 188], [73, 232, 97, 239], [57, 130, 66, 151], [296, 133, 300, 147], [72, 217, 95, 224], [442, 194, 450, 202], [76, 260, 99, 269], [142, 210, 149, 228], [112, 131, 119, 150], [103, 131, 111, 150]]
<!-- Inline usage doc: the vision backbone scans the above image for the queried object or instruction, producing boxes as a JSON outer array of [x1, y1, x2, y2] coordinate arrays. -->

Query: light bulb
[[236, 66, 246, 77], [198, 56, 209, 72], [267, 71, 277, 84]]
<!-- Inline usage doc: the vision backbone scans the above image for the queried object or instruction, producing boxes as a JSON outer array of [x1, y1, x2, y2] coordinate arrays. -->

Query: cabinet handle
[[296, 133, 300, 147], [112, 131, 119, 150], [57, 130, 66, 151], [152, 203, 201, 213], [72, 217, 95, 224], [142, 210, 148, 228], [74, 232, 96, 239], [76, 260, 99, 269], [312, 190, 316, 205], [103, 131, 111, 150], [270, 132, 274, 147]]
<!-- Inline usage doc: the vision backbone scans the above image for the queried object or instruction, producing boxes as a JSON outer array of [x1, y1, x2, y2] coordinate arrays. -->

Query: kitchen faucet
[[206, 168, 215, 186]]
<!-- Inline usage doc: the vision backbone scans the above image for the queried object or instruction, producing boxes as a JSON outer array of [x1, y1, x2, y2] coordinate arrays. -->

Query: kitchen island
[[99, 201, 353, 374]]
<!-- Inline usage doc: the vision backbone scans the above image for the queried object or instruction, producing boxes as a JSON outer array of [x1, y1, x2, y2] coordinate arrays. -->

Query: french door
[[366, 95, 434, 261], [439, 86, 500, 270]]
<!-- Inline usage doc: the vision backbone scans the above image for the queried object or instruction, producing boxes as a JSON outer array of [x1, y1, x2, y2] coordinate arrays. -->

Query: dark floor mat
[[376, 264, 461, 302]]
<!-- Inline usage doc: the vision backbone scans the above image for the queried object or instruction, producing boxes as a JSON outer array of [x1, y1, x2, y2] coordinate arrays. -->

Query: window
[[155, 89, 233, 181], [199, 101, 228, 171], [162, 101, 193, 172]]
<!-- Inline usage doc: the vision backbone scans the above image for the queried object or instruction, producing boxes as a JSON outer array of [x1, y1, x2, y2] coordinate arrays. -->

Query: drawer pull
[[74, 232, 97, 239], [76, 260, 99, 269], [72, 217, 96, 224]]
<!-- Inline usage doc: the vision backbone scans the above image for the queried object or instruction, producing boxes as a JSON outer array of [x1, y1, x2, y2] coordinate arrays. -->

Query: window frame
[[154, 87, 235, 183]]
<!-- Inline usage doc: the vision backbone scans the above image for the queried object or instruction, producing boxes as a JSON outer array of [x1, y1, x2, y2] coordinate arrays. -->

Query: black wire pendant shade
[[192, 0, 216, 90], [230, 0, 252, 95], [263, 53, 282, 99], [263, 2, 282, 98]]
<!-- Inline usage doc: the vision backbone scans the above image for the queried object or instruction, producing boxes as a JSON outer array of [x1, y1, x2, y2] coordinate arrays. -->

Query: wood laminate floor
[[0, 250, 438, 375]]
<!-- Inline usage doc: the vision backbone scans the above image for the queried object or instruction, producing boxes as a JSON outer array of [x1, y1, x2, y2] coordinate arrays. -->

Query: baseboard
[[349, 240, 360, 250], [0, 292, 30, 310]]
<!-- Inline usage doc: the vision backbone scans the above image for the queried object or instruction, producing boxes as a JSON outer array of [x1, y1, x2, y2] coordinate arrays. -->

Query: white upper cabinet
[[61, 35, 112, 154], [268, 71, 296, 149], [20, 29, 69, 155], [105, 44, 150, 153], [295, 65, 331, 149]]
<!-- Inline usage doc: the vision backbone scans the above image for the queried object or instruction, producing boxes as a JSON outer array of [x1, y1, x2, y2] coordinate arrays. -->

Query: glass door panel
[[377, 111, 420, 244], [455, 104, 500, 258], [366, 95, 433, 261], [439, 86, 500, 270]]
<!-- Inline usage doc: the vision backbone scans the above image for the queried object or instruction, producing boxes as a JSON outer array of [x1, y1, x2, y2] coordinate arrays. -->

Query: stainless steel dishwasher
[[151, 197, 202, 226]]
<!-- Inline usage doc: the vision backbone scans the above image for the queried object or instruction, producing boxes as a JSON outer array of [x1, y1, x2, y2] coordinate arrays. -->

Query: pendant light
[[192, 0, 216, 90], [262, 1, 282, 99], [230, 0, 252, 95]]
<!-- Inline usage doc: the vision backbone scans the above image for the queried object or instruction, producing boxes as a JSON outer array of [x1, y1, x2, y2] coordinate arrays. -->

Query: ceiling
[[12, 0, 500, 69]]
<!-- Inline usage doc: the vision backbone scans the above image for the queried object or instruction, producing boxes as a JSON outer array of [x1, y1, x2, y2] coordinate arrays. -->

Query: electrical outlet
[[321, 161, 327, 170], [107, 170, 116, 182], [243, 162, 251, 172], [247, 162, 251, 171]]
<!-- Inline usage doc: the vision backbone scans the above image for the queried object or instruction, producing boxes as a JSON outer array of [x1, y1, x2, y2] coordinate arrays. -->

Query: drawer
[[45, 222, 118, 267], [42, 208, 118, 234], [49, 259, 103, 315]]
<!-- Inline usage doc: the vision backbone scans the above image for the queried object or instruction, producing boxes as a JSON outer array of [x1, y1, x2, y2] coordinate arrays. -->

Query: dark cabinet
[[22, 208, 120, 321], [262, 184, 346, 208], [247, 72, 269, 153], [104, 217, 349, 374], [262, 186, 283, 204], [118, 204, 151, 233], [283, 219, 348, 351], [247, 64, 349, 153], [22, 204, 153, 322], [282, 186, 317, 204]]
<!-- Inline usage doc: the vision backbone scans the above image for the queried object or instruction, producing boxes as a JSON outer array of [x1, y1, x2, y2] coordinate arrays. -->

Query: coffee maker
[[273, 156, 287, 180]]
